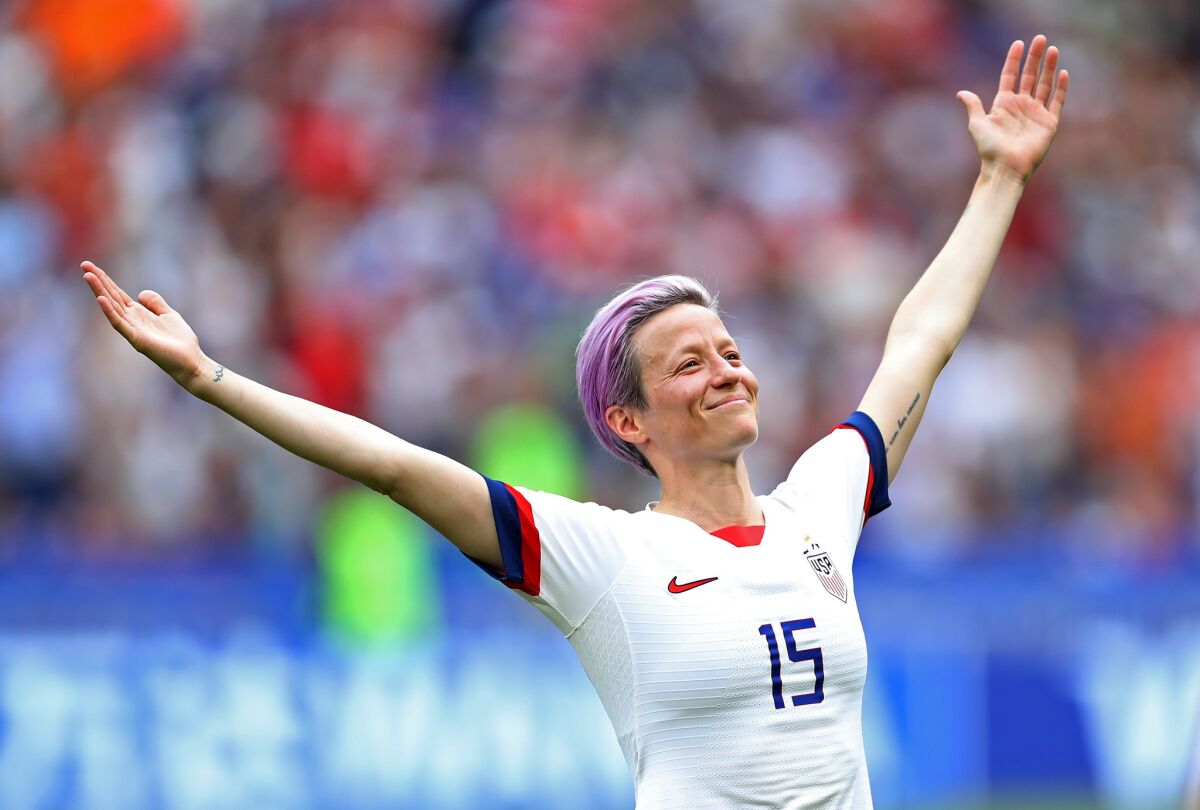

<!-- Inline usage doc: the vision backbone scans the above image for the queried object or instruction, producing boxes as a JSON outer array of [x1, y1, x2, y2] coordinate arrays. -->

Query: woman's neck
[[651, 457, 762, 532]]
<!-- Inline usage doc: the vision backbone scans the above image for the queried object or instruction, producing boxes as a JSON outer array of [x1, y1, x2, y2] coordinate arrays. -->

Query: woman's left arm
[[858, 34, 1069, 484]]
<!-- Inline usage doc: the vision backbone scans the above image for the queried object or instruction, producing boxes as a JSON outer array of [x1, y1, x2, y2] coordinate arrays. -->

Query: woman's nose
[[711, 357, 741, 386]]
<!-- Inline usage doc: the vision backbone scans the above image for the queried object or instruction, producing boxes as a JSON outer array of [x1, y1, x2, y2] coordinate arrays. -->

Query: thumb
[[956, 90, 985, 126], [138, 289, 172, 315]]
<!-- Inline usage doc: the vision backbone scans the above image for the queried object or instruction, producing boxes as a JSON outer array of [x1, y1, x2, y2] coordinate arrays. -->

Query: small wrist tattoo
[[213, 366, 225, 383]]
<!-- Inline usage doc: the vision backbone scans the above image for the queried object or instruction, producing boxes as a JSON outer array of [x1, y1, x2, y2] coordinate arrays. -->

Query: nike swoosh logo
[[668, 576, 719, 594]]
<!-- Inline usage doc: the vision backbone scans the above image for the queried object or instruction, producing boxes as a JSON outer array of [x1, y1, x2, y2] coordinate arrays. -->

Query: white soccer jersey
[[472, 411, 891, 809]]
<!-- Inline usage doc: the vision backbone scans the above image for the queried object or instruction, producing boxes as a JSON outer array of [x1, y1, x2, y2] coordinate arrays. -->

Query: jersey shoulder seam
[[564, 550, 629, 639], [565, 575, 641, 780], [561, 506, 638, 636]]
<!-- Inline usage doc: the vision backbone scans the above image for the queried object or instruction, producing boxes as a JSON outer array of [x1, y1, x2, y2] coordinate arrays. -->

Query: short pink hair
[[575, 276, 718, 476]]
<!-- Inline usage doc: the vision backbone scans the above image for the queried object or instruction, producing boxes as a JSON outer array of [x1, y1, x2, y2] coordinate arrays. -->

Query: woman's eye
[[726, 352, 741, 362], [679, 360, 699, 371]]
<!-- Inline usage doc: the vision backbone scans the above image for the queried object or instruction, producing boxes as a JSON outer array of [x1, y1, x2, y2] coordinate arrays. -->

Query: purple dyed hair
[[576, 275, 718, 476]]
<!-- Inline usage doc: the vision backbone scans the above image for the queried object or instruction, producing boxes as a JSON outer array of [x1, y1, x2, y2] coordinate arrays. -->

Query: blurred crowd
[[1, 0, 1199, 569]]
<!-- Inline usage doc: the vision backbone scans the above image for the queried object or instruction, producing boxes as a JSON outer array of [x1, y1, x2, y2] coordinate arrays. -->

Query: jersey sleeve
[[771, 411, 891, 554], [465, 476, 628, 635]]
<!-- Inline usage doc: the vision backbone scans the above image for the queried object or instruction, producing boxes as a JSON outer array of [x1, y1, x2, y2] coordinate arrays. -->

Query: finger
[[92, 270, 131, 319], [1034, 46, 1059, 105], [998, 40, 1024, 95], [81, 263, 112, 306], [101, 266, 136, 308], [82, 270, 106, 300], [85, 261, 135, 308], [1048, 69, 1069, 119], [83, 272, 132, 325], [956, 90, 986, 127], [82, 261, 121, 308], [1019, 35, 1047, 95], [138, 289, 172, 316], [97, 295, 139, 344]]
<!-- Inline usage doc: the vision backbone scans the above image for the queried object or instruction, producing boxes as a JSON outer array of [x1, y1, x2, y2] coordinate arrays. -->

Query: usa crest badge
[[804, 542, 847, 603]]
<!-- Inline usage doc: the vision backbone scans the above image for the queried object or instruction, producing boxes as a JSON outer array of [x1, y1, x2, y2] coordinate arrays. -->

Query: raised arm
[[857, 35, 1069, 484], [81, 261, 502, 568]]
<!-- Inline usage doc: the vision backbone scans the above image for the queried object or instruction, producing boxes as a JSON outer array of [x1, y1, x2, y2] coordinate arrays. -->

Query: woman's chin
[[738, 430, 760, 452], [725, 420, 760, 453]]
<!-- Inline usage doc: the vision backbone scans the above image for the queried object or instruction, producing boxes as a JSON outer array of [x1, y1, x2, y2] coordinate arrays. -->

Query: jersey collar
[[645, 501, 766, 548], [708, 524, 765, 547]]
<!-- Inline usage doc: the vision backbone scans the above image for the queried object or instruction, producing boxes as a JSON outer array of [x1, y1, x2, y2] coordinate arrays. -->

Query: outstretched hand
[[957, 35, 1069, 183], [81, 261, 206, 387]]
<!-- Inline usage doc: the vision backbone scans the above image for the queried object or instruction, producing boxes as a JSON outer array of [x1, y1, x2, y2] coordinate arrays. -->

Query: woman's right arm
[[81, 261, 502, 568]]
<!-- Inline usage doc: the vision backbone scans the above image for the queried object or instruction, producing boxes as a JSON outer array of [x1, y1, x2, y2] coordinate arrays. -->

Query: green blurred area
[[315, 403, 586, 645], [471, 403, 586, 499], [318, 487, 439, 645]]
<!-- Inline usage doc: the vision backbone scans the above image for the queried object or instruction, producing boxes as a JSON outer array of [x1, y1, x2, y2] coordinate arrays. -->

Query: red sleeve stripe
[[503, 483, 542, 597], [831, 410, 892, 522], [470, 476, 543, 596]]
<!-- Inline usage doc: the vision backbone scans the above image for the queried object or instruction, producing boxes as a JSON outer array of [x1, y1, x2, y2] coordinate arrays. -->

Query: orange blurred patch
[[21, 0, 184, 98]]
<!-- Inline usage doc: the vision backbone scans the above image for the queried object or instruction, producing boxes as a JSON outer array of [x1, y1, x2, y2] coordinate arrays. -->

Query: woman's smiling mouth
[[708, 396, 749, 410]]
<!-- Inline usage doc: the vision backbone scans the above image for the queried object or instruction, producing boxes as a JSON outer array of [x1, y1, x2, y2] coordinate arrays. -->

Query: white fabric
[[507, 427, 877, 809]]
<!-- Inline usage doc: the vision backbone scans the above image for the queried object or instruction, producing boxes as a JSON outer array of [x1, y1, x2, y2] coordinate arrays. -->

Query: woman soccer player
[[83, 35, 1067, 809]]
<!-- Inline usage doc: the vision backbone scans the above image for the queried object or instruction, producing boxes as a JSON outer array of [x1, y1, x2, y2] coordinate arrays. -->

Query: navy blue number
[[757, 623, 786, 709], [758, 619, 824, 709], [781, 619, 824, 705]]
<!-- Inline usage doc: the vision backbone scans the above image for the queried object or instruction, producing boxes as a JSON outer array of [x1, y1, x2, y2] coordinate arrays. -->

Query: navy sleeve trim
[[838, 411, 892, 518], [462, 475, 541, 596]]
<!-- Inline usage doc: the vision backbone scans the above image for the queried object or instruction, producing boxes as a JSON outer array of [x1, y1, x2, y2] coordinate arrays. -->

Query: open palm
[[82, 261, 205, 386], [958, 35, 1070, 182]]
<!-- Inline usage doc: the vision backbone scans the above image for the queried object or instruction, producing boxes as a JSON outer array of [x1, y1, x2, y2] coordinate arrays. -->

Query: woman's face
[[624, 304, 760, 468]]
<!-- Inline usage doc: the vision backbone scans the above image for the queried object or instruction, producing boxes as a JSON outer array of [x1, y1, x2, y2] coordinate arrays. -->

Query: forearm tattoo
[[213, 365, 225, 383], [887, 393, 921, 453]]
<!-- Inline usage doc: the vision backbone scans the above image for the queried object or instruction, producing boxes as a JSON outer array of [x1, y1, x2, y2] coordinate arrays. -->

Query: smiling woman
[[582, 283, 764, 529], [574, 274, 725, 476], [82, 32, 1068, 810], [620, 303, 761, 470], [466, 275, 889, 806]]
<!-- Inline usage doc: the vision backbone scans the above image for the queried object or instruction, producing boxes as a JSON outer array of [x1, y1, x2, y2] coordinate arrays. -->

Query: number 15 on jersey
[[758, 619, 825, 709]]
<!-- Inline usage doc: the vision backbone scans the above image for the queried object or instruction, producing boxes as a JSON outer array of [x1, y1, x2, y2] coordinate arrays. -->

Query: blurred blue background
[[1, 0, 1199, 807]]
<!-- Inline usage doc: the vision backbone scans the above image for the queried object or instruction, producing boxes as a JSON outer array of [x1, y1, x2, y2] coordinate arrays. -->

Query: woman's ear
[[605, 404, 646, 447]]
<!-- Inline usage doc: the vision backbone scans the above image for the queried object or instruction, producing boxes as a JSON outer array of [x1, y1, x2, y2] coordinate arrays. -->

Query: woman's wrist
[[178, 354, 219, 398], [977, 160, 1030, 190]]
